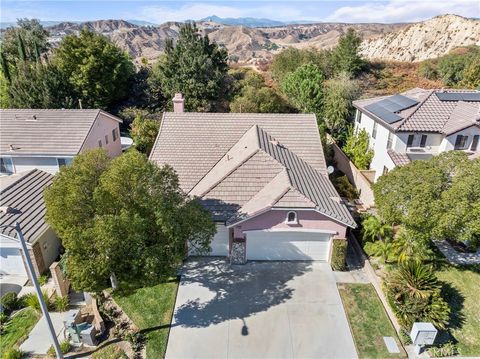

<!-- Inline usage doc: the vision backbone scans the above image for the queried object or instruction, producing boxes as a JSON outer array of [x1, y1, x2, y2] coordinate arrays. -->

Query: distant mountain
[[126, 19, 158, 27], [198, 15, 285, 27]]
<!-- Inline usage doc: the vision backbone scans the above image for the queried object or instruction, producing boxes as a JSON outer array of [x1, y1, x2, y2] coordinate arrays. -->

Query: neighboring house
[[353, 89, 480, 181], [0, 109, 123, 176], [0, 169, 59, 278], [150, 97, 356, 262]]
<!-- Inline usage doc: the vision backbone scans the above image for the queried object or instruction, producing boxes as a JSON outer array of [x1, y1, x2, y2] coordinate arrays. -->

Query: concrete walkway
[[166, 259, 357, 359], [435, 240, 480, 265], [20, 311, 68, 355]]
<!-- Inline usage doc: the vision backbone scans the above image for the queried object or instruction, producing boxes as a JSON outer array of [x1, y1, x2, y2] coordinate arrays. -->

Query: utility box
[[410, 322, 437, 345]]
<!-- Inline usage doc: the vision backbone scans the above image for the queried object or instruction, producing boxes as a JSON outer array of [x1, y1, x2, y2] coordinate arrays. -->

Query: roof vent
[[9, 144, 20, 151], [25, 114, 38, 121], [0, 206, 14, 214], [270, 139, 279, 146]]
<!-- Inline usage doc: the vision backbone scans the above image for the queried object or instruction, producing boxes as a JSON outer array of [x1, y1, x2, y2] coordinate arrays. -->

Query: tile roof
[[150, 113, 355, 228], [0, 109, 121, 156], [387, 150, 411, 166], [0, 169, 53, 243], [354, 89, 480, 134], [150, 113, 326, 191]]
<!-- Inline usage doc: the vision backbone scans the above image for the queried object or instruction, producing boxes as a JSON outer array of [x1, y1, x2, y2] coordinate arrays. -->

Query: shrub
[[428, 342, 459, 357], [342, 127, 374, 170], [0, 312, 8, 324], [2, 348, 23, 359], [332, 175, 358, 201], [38, 274, 48, 286], [21, 291, 52, 312], [125, 331, 146, 353], [47, 340, 71, 357], [399, 328, 412, 345], [330, 238, 348, 271], [1, 292, 18, 313], [418, 61, 438, 80], [53, 295, 69, 312], [92, 345, 129, 359]]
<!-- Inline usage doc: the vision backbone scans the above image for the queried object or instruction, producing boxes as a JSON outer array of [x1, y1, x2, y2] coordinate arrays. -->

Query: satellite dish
[[327, 166, 334, 174]]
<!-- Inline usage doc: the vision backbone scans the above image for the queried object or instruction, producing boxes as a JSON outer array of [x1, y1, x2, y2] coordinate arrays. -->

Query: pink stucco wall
[[233, 210, 348, 238], [81, 113, 122, 158]]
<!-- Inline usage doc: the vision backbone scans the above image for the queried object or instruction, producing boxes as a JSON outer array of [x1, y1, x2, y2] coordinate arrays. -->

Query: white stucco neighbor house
[[353, 88, 480, 182], [0, 109, 123, 176]]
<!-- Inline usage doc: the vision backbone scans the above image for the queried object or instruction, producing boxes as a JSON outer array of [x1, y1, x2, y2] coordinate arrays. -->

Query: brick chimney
[[173, 93, 184, 113]]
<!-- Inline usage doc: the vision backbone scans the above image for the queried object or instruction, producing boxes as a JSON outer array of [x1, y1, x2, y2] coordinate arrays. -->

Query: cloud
[[327, 0, 480, 23], [136, 3, 313, 24]]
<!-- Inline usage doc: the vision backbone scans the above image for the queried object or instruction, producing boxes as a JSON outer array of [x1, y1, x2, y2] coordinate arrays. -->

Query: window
[[355, 110, 361, 123], [471, 135, 479, 151], [286, 211, 298, 224], [98, 139, 102, 148], [420, 134, 428, 148], [372, 122, 378, 139], [56, 158, 72, 167], [383, 166, 389, 175], [0, 157, 14, 175], [112, 128, 119, 142], [454, 135, 468, 150], [387, 132, 393, 149], [105, 135, 109, 145], [407, 134, 415, 148]]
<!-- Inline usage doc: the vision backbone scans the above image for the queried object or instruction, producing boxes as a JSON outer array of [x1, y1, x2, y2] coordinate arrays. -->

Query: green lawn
[[112, 279, 179, 359], [92, 344, 129, 359], [338, 283, 406, 359], [437, 265, 480, 356], [0, 307, 40, 352]]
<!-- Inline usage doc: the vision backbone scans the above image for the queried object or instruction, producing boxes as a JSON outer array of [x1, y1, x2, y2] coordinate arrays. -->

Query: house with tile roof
[[353, 88, 480, 181], [0, 169, 59, 278], [150, 95, 356, 262], [0, 109, 122, 176]]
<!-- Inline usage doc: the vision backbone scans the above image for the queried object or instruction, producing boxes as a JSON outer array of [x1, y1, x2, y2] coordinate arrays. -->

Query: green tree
[[1, 19, 50, 63], [129, 114, 161, 155], [361, 215, 393, 242], [342, 127, 374, 170], [331, 28, 364, 76], [322, 73, 360, 138], [418, 60, 438, 80], [44, 149, 215, 292], [7, 61, 75, 108], [282, 63, 324, 116], [393, 229, 434, 264], [54, 28, 135, 109], [0, 71, 10, 108], [271, 47, 334, 83], [150, 23, 228, 111], [373, 151, 470, 241], [460, 55, 480, 89]]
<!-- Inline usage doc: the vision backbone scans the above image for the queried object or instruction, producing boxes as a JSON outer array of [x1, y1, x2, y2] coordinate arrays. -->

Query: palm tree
[[393, 229, 434, 263], [362, 215, 393, 242]]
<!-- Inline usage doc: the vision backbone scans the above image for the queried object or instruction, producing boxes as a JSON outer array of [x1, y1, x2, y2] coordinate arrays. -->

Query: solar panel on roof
[[376, 99, 404, 112], [365, 103, 403, 124], [388, 94, 419, 109], [436, 92, 480, 101]]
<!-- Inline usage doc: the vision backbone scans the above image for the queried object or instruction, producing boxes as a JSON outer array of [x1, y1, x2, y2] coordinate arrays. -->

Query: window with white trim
[[454, 135, 468, 150], [387, 132, 393, 149], [98, 139, 102, 148], [372, 122, 378, 139], [105, 134, 109, 145], [286, 211, 298, 224], [112, 128, 119, 142], [355, 110, 361, 123], [0, 157, 14, 175], [57, 158, 72, 167]]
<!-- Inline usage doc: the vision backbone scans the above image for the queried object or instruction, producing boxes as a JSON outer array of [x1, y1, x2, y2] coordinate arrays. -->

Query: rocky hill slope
[[360, 15, 480, 62], [43, 14, 480, 66]]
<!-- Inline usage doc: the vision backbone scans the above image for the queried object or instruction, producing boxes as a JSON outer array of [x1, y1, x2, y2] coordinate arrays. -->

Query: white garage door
[[189, 223, 229, 256], [0, 248, 27, 275], [246, 231, 332, 261]]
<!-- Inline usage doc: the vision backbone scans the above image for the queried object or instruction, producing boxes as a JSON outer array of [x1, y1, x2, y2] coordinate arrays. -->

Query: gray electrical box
[[410, 322, 437, 345]]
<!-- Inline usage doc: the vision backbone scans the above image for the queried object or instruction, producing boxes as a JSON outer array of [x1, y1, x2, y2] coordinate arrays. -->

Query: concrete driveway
[[166, 258, 357, 359]]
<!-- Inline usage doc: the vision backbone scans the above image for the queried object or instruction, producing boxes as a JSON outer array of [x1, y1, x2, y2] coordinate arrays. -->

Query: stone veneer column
[[49, 261, 70, 297], [230, 237, 246, 265]]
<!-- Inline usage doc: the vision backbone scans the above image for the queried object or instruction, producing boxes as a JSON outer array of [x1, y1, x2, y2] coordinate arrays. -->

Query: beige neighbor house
[[0, 169, 58, 278], [0, 109, 122, 176], [0, 109, 123, 279], [353, 89, 480, 182], [150, 95, 356, 263]]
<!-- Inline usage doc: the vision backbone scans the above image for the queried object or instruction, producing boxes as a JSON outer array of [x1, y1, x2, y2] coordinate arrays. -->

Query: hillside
[[42, 14, 480, 66], [360, 14, 480, 62]]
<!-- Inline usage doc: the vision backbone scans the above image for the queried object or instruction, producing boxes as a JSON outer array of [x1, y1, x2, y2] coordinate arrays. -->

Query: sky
[[1, 0, 479, 24]]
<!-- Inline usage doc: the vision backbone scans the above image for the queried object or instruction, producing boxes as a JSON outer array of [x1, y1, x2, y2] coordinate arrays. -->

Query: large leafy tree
[[331, 28, 364, 77], [1, 19, 50, 63], [342, 127, 374, 170], [45, 149, 215, 292], [8, 61, 76, 108], [151, 23, 228, 111], [322, 73, 360, 138], [54, 28, 135, 109], [281, 63, 324, 116], [129, 114, 161, 155]]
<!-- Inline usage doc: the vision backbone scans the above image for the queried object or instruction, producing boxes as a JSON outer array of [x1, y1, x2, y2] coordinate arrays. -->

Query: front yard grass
[[112, 279, 179, 359], [437, 265, 480, 356], [338, 283, 406, 359], [0, 307, 40, 352]]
